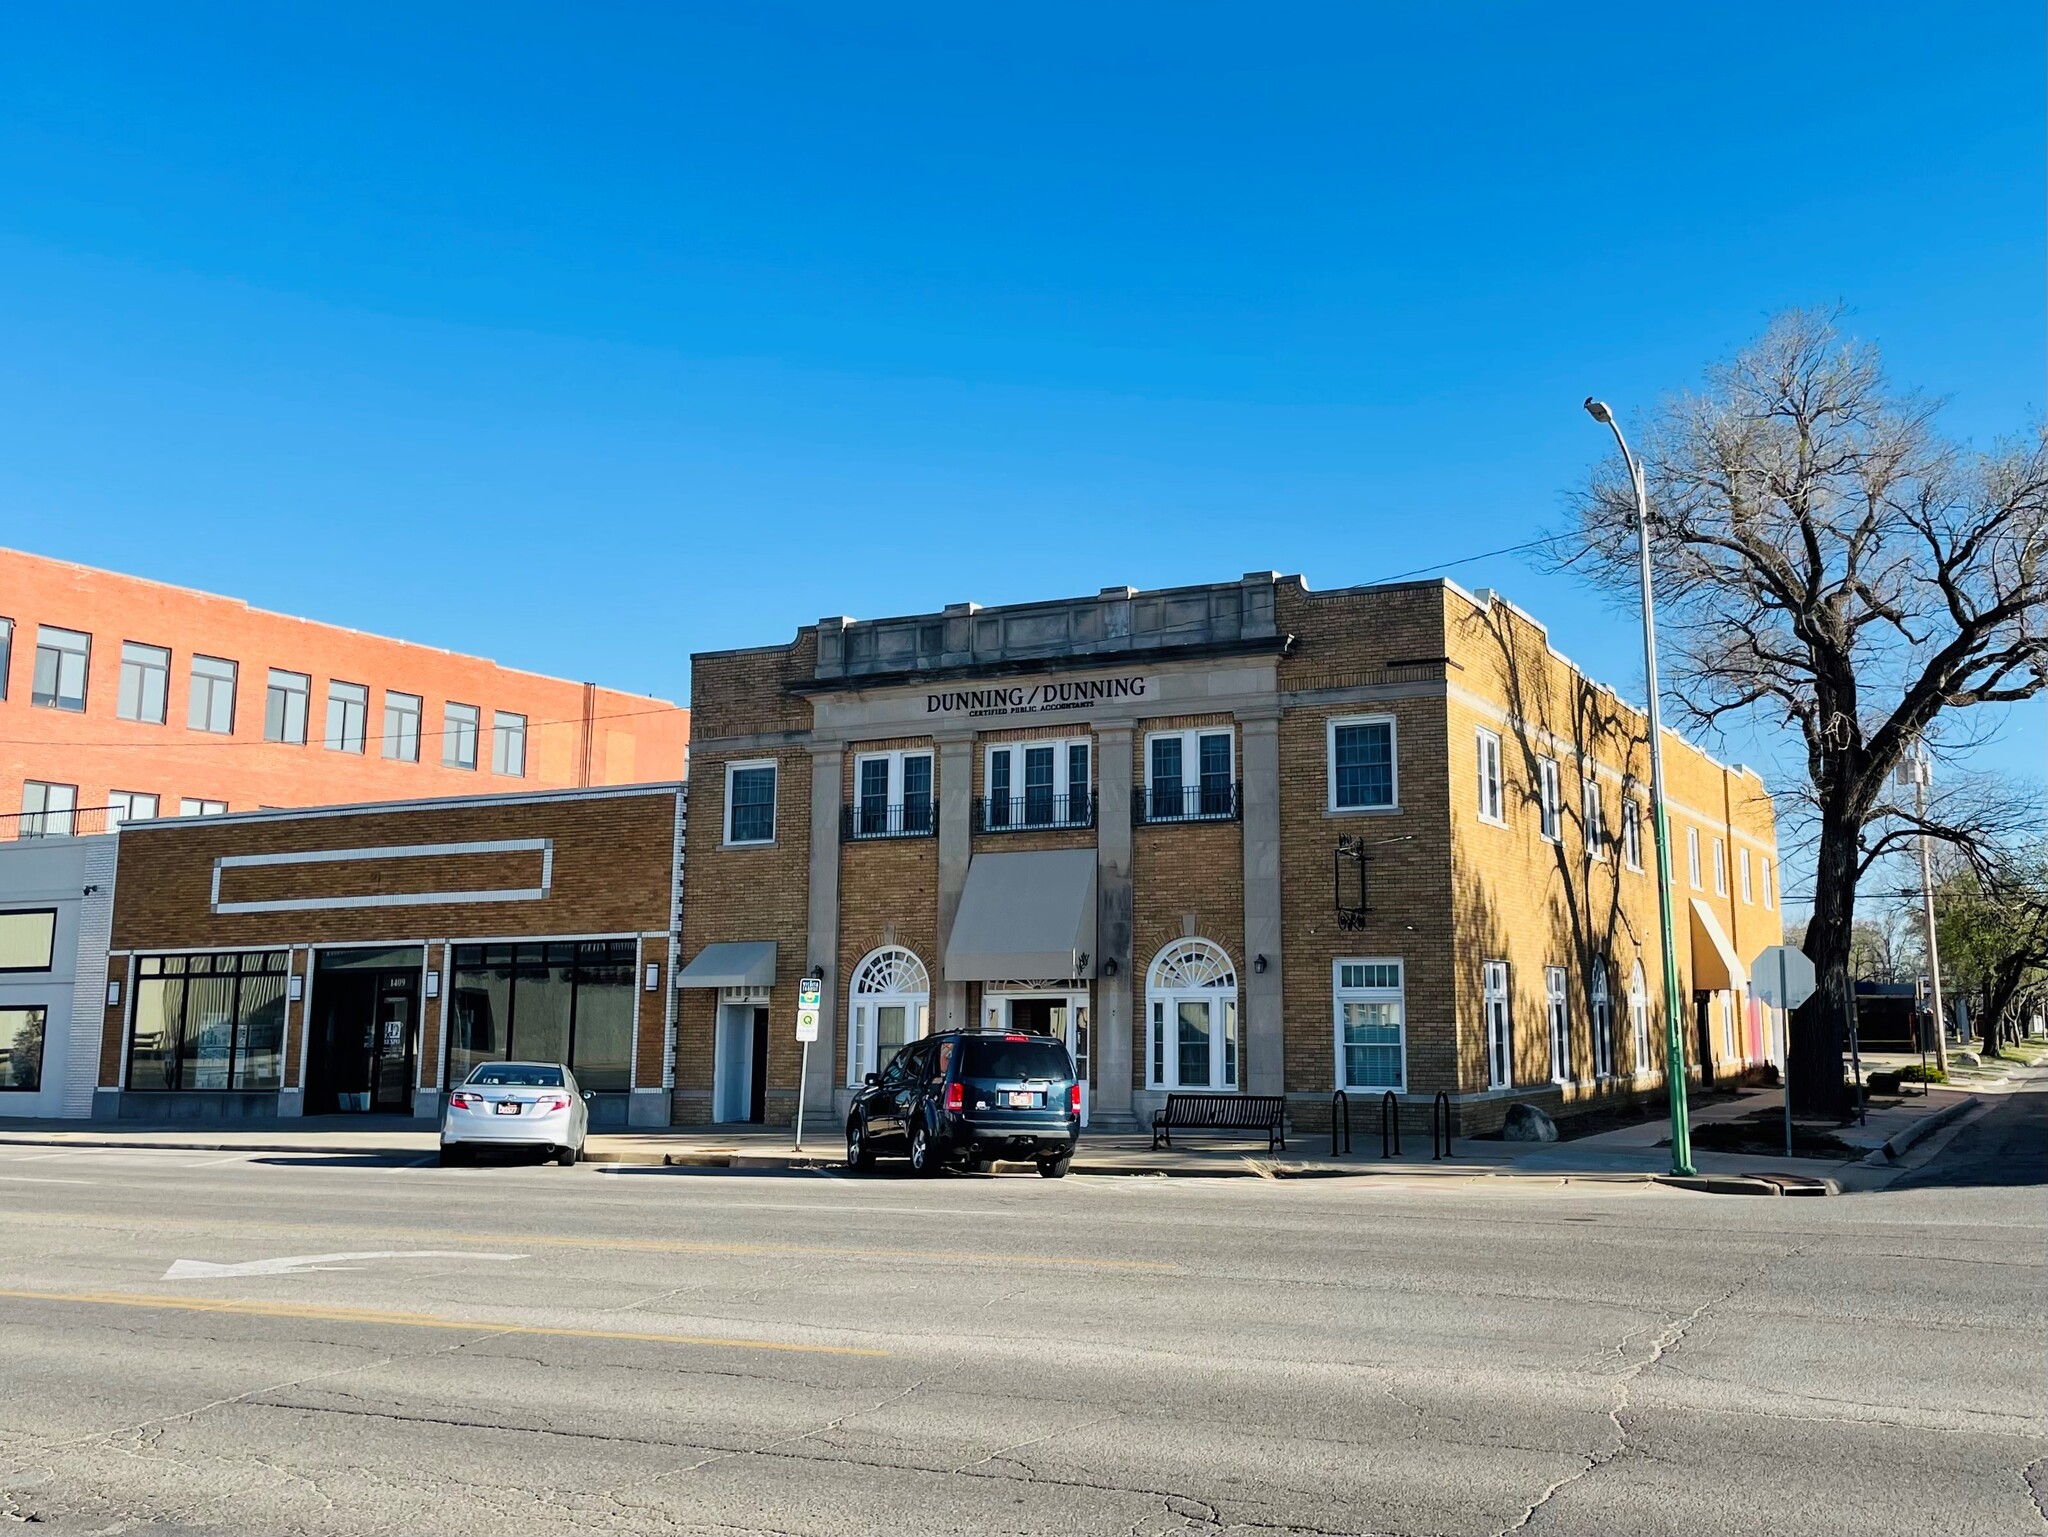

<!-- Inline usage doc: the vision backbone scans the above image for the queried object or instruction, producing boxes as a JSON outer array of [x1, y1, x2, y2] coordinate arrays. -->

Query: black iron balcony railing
[[973, 790, 1094, 833], [842, 800, 936, 840], [1135, 780, 1242, 824], [0, 805, 118, 840]]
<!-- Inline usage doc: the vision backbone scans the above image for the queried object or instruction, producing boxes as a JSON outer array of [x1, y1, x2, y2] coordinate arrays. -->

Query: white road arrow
[[162, 1250, 526, 1281]]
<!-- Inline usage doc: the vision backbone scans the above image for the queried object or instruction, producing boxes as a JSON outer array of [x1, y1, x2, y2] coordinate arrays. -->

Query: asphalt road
[[1, 1101, 2042, 1537]]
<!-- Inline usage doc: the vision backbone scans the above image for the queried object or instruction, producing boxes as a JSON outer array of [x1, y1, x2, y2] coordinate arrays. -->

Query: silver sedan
[[440, 1062, 590, 1166]]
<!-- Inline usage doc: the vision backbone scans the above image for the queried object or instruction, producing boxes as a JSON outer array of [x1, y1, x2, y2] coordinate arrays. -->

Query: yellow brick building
[[676, 573, 1782, 1136]]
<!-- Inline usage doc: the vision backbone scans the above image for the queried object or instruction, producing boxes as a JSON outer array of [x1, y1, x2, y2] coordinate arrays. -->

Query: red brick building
[[0, 548, 689, 831]]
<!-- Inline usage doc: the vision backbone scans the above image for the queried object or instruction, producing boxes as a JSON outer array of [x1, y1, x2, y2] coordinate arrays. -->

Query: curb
[[1861, 1095, 1980, 1166], [1654, 1172, 1839, 1197]]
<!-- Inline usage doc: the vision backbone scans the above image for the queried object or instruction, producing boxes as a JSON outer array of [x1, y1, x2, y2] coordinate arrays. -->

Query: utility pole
[[1904, 742, 1950, 1074]]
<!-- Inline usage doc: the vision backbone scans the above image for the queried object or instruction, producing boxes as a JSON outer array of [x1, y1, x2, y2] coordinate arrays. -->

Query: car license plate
[[1007, 1091, 1035, 1108], [494, 1101, 521, 1115]]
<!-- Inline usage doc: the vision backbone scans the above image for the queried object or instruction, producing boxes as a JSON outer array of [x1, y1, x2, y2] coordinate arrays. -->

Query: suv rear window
[[959, 1036, 1071, 1081]]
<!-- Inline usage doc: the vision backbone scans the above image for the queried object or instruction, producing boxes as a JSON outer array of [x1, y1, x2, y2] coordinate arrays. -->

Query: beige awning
[[944, 849, 1098, 982], [676, 941, 777, 989], [1688, 899, 1747, 992]]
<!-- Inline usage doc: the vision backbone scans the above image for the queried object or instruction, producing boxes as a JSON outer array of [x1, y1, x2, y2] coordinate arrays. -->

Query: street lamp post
[[1584, 398, 1695, 1177]]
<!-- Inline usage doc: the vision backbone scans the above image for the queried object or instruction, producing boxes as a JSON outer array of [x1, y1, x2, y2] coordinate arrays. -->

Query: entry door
[[371, 974, 417, 1114], [749, 1007, 769, 1123], [1004, 995, 1088, 1127]]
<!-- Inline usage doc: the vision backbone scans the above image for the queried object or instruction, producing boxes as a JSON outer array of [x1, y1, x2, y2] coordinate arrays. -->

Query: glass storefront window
[[447, 939, 637, 1092], [126, 952, 289, 1092]]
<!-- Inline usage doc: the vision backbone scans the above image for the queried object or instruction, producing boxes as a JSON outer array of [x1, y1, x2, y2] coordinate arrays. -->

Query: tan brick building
[[94, 784, 684, 1126], [677, 573, 1782, 1138]]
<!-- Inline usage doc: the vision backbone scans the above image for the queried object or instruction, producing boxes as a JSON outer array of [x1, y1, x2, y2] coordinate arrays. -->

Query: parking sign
[[796, 974, 822, 1042]]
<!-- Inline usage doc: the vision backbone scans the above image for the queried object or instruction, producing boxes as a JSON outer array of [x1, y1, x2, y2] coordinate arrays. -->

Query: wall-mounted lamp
[[105, 980, 121, 1009], [1254, 954, 1268, 974], [1102, 958, 1119, 978]]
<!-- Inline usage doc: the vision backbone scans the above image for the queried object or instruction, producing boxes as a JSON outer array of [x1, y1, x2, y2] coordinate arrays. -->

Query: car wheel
[[1037, 1154, 1072, 1179], [846, 1117, 875, 1172], [555, 1144, 579, 1167], [908, 1123, 940, 1177]]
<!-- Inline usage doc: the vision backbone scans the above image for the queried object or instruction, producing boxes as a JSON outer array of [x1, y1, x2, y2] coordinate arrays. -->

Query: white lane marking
[[163, 1250, 527, 1281], [0, 1151, 83, 1162], [0, 1175, 97, 1185]]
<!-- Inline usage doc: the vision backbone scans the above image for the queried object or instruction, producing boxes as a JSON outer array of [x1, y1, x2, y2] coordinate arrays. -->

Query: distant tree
[[1562, 309, 2048, 1113], [1936, 846, 2048, 1054], [1848, 908, 1920, 985]]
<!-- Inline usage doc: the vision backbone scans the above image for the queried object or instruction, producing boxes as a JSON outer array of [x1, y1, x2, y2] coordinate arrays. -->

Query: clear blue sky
[[2, 2, 2041, 855]]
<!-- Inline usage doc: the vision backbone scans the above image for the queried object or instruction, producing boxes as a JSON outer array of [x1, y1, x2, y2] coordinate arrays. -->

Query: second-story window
[[0, 617, 12, 700], [1328, 717, 1396, 811], [265, 670, 309, 744], [188, 656, 238, 734], [984, 739, 1090, 829], [444, 702, 479, 769], [492, 711, 527, 776], [118, 643, 170, 724], [854, 749, 934, 837], [32, 626, 90, 712], [1581, 772, 1605, 857], [179, 798, 227, 817], [1740, 847, 1753, 902], [384, 692, 421, 762], [1537, 757, 1562, 841], [1623, 799, 1644, 871], [725, 761, 777, 845], [1687, 827, 1702, 889], [325, 681, 368, 753], [1146, 728, 1235, 821], [1712, 837, 1728, 895], [1476, 729, 1505, 825]]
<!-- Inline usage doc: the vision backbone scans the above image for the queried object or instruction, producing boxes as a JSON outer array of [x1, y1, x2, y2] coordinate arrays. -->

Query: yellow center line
[[0, 1288, 887, 1357]]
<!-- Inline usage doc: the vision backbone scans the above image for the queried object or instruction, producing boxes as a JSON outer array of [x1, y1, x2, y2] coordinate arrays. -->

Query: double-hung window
[[492, 711, 527, 776], [118, 643, 169, 724], [984, 739, 1089, 829], [1739, 848, 1753, 903], [0, 617, 11, 699], [1335, 960, 1405, 1091], [1328, 717, 1396, 811], [1712, 838, 1728, 895], [188, 656, 237, 734], [854, 749, 935, 837], [1482, 960, 1512, 1089], [383, 692, 421, 761], [1622, 799, 1644, 871], [1629, 963, 1651, 1076], [1581, 772, 1605, 857], [19, 782, 76, 838], [725, 761, 777, 845], [1590, 960, 1614, 1078], [1537, 757, 1562, 841], [1146, 728, 1234, 821], [108, 790, 159, 828], [325, 681, 368, 753], [1475, 730, 1505, 825], [179, 798, 227, 817], [444, 702, 479, 769], [265, 670, 309, 744], [1761, 859, 1774, 909], [1545, 966, 1571, 1085], [32, 627, 90, 712], [1686, 827, 1703, 889]]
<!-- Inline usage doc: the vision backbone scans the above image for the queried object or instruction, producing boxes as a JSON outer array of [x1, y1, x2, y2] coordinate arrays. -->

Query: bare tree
[[1560, 310, 2048, 1114], [1936, 846, 2048, 1054]]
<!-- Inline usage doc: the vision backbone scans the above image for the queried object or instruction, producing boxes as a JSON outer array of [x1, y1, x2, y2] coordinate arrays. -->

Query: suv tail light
[[450, 1091, 480, 1111], [943, 1081, 964, 1113], [1070, 1083, 1082, 1115]]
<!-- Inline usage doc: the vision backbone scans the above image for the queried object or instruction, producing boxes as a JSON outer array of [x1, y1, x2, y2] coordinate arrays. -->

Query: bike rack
[[1381, 1090, 1401, 1159], [1431, 1090, 1452, 1160], [1330, 1090, 1351, 1157]]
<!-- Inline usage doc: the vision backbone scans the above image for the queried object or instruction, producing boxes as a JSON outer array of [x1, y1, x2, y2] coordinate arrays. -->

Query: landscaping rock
[[1501, 1104, 1559, 1142], [1952, 1051, 1981, 1067]]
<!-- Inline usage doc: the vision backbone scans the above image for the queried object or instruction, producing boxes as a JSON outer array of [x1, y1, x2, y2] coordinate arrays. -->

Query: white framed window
[[1590, 959, 1614, 1079], [1622, 799, 1644, 872], [188, 655, 237, 734], [324, 681, 368, 753], [265, 669, 309, 744], [383, 692, 421, 762], [847, 946, 930, 1084], [1719, 991, 1738, 1061], [724, 760, 777, 845], [1739, 847, 1753, 903], [492, 711, 527, 777], [984, 738, 1090, 829], [32, 626, 90, 712], [107, 790, 159, 828], [1581, 772, 1605, 858], [1686, 827, 1702, 889], [853, 748, 935, 838], [1144, 727, 1235, 821], [1482, 959, 1512, 1089], [1475, 730, 1505, 825], [0, 617, 10, 701], [1762, 858, 1775, 909], [1335, 959, 1405, 1091], [1146, 940, 1239, 1091], [178, 798, 227, 817], [444, 701, 480, 769], [19, 782, 76, 838], [1629, 961, 1651, 1077], [1711, 838, 1727, 895], [1545, 966, 1570, 1085], [1327, 716, 1397, 812], [1537, 757, 1562, 842], [118, 642, 169, 724]]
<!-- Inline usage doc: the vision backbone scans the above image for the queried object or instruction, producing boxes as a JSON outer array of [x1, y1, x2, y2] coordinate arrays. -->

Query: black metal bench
[[1150, 1092, 1287, 1152]]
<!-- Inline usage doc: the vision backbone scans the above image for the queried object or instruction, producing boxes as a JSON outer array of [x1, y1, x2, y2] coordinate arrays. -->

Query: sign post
[[793, 974, 822, 1152], [1752, 944, 1817, 1159]]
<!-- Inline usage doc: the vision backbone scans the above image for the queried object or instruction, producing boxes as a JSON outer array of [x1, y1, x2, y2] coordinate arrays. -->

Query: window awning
[[1688, 899, 1747, 992], [676, 941, 777, 989], [944, 849, 1097, 982]]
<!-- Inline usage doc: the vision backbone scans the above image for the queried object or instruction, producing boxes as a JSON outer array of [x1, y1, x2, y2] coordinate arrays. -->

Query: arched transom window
[[1145, 939, 1239, 1091], [848, 946, 929, 1084]]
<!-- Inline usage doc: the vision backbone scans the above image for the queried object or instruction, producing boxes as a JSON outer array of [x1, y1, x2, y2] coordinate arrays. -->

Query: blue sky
[[1, 2, 2041, 875]]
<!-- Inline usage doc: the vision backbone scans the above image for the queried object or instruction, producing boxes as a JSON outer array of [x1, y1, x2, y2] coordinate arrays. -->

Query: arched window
[[1145, 940, 1238, 1091], [1629, 961, 1651, 1077], [847, 946, 929, 1084], [1590, 959, 1613, 1080]]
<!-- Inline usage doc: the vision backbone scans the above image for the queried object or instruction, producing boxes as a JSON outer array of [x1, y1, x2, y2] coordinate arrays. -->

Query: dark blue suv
[[846, 1031, 1080, 1178]]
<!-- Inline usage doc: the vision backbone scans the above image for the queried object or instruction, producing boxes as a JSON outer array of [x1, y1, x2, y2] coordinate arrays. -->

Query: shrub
[[1896, 1062, 1948, 1083]]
